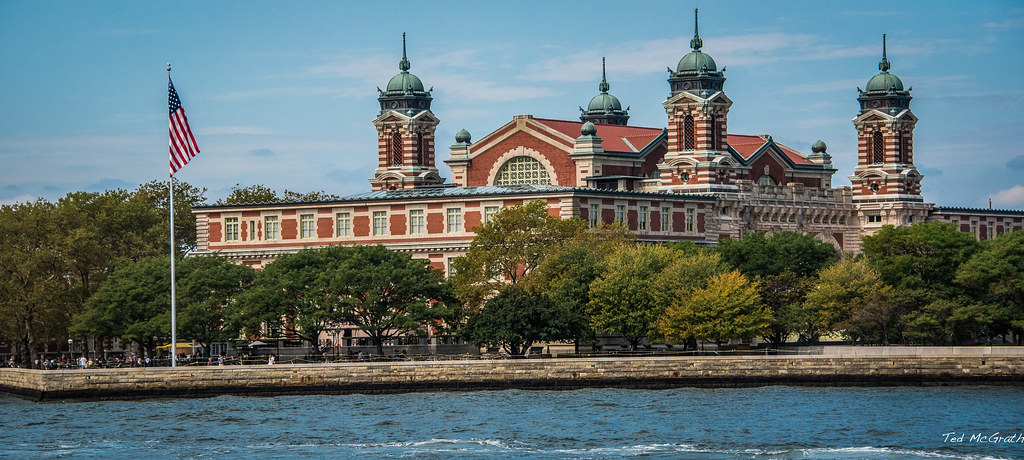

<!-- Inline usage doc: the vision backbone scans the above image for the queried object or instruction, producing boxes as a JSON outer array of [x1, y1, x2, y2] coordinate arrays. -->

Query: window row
[[222, 207, 503, 241], [585, 205, 697, 233]]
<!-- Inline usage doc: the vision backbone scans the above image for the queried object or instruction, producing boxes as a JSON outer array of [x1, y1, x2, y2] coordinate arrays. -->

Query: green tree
[[219, 183, 280, 204], [588, 244, 675, 350], [0, 200, 71, 365], [902, 298, 957, 345], [861, 222, 979, 295], [451, 200, 585, 310], [759, 271, 813, 347], [841, 288, 899, 345], [527, 224, 634, 352], [282, 189, 341, 202], [803, 258, 890, 342], [229, 247, 342, 351], [955, 230, 1024, 343], [134, 179, 208, 254], [177, 256, 255, 355], [659, 271, 769, 346], [463, 286, 586, 356], [76, 257, 172, 357], [716, 231, 840, 278], [325, 245, 456, 355]]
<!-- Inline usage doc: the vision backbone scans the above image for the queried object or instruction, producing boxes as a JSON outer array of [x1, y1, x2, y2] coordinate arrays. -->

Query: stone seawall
[[2, 355, 1021, 401]]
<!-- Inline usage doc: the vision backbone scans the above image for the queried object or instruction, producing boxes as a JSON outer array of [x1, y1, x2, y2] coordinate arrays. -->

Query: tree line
[[3, 193, 1022, 364], [453, 201, 1023, 353]]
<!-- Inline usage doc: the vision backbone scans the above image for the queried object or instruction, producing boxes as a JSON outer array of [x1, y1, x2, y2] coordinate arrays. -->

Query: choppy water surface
[[1, 386, 1022, 459]]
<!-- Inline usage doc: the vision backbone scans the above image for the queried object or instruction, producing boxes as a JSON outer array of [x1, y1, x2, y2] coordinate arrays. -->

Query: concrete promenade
[[2, 351, 1022, 401]]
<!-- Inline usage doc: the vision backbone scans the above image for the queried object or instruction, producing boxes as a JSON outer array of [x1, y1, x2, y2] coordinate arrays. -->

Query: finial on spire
[[690, 8, 703, 51], [399, 32, 411, 72], [166, 62, 171, 72], [878, 33, 891, 72], [598, 57, 610, 93]]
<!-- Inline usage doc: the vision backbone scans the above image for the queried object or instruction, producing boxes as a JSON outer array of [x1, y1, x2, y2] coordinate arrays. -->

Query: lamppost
[[67, 339, 72, 369]]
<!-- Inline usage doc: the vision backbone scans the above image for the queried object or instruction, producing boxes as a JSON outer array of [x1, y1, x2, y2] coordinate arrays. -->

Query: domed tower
[[659, 8, 735, 193], [850, 34, 922, 200], [850, 35, 929, 232], [370, 33, 444, 191], [580, 58, 629, 126]]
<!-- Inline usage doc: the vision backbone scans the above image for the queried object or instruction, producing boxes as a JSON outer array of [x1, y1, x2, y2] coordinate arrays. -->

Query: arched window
[[901, 132, 910, 164], [709, 115, 718, 151], [871, 131, 884, 164], [757, 174, 777, 186], [390, 130, 403, 166], [416, 133, 425, 165], [683, 115, 695, 150], [494, 156, 550, 186], [894, 132, 902, 164]]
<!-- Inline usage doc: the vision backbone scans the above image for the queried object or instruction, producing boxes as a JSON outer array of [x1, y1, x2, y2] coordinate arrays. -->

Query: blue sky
[[1, 1, 1022, 208]]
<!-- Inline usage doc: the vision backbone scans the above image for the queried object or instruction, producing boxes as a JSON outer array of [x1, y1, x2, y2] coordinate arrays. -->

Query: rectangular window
[[639, 206, 648, 231], [971, 221, 978, 238], [661, 207, 671, 232], [447, 257, 457, 277], [685, 208, 695, 233], [409, 209, 425, 234], [867, 215, 882, 223], [615, 205, 625, 223], [300, 214, 315, 238], [447, 208, 463, 233], [264, 216, 279, 240], [336, 212, 351, 237], [249, 220, 256, 240], [484, 206, 499, 223], [589, 204, 599, 228], [988, 223, 994, 240], [224, 217, 239, 241], [1006, 222, 1013, 235], [372, 211, 388, 236]]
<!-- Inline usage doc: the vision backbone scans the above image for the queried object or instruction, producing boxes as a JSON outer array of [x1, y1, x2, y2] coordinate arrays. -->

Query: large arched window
[[683, 115, 695, 150], [390, 130, 403, 166], [757, 174, 777, 186], [894, 132, 903, 164], [871, 131, 884, 164], [494, 156, 550, 186]]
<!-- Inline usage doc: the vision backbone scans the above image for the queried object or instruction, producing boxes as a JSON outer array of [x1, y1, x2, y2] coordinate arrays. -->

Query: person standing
[[78, 355, 87, 369]]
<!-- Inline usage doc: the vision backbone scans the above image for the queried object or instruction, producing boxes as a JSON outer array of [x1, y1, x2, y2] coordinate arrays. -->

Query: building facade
[[192, 18, 1024, 272]]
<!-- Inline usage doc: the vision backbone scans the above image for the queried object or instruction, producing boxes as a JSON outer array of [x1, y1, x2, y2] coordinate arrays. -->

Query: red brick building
[[192, 20, 1023, 272]]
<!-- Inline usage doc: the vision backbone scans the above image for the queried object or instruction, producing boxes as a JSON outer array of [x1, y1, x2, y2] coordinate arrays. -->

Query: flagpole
[[168, 63, 177, 368]]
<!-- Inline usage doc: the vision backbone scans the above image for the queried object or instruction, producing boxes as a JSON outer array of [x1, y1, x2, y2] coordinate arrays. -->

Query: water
[[1, 386, 1022, 459]]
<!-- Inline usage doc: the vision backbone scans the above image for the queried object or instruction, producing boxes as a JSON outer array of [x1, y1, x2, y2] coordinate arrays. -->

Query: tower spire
[[599, 57, 610, 93], [690, 8, 703, 51], [399, 32, 411, 72], [878, 33, 890, 72]]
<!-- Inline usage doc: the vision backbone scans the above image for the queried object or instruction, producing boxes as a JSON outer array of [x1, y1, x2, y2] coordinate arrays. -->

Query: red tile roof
[[534, 118, 664, 153], [726, 134, 813, 165], [533, 119, 813, 165]]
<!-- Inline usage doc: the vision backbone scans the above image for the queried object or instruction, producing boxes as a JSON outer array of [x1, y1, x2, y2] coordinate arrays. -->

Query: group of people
[[3, 354, 156, 370]]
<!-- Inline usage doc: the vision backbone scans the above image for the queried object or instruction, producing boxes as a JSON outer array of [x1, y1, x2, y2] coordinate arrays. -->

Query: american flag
[[168, 78, 199, 176]]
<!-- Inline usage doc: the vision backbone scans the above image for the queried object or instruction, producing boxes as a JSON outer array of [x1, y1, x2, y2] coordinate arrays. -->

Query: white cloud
[[197, 126, 277, 136], [519, 34, 878, 83], [989, 185, 1024, 207], [0, 194, 36, 206], [213, 85, 368, 101], [984, 17, 1024, 29]]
